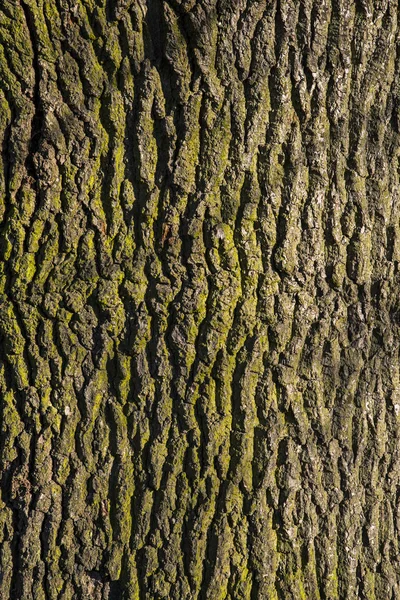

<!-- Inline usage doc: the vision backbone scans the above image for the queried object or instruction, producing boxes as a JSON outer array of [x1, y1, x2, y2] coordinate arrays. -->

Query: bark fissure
[[1, 0, 400, 598]]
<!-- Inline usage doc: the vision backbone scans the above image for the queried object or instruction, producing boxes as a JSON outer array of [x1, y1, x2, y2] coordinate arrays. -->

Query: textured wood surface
[[1, 0, 400, 598]]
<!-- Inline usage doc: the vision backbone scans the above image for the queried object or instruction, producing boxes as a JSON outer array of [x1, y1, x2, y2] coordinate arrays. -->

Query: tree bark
[[1, 0, 400, 598]]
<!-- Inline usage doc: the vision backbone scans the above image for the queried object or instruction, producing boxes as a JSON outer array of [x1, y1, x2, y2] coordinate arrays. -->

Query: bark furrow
[[1, 1, 400, 599]]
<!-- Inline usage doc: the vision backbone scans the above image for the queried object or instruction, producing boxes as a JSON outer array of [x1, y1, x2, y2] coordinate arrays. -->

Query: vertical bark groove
[[1, 0, 400, 598]]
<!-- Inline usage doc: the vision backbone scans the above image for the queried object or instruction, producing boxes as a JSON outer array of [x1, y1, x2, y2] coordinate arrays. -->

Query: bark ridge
[[0, 0, 400, 599]]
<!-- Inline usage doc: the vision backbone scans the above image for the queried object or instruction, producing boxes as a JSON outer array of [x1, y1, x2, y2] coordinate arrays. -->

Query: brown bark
[[1, 0, 400, 598]]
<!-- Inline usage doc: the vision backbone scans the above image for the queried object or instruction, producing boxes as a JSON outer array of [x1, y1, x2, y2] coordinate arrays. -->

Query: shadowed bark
[[1, 0, 400, 598]]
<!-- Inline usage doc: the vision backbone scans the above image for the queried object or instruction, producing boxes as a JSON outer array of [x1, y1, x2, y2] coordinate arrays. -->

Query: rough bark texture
[[1, 0, 400, 598]]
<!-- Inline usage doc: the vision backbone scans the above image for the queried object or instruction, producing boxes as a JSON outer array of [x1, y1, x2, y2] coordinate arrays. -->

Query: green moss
[[363, 570, 376, 599], [173, 93, 202, 190], [137, 94, 158, 186], [325, 568, 339, 599], [203, 100, 232, 194], [2, 390, 23, 462]]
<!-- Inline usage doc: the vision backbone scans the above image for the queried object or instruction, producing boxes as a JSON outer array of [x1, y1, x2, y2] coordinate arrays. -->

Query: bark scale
[[0, 0, 400, 598]]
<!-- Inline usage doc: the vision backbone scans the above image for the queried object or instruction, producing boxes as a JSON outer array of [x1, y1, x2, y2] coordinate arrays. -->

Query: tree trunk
[[1, 0, 400, 598]]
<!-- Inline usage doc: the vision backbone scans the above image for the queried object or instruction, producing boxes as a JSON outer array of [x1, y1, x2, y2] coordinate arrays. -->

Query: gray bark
[[1, 0, 400, 598]]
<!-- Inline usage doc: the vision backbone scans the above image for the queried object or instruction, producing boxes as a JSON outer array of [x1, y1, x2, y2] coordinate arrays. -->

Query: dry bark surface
[[1, 0, 400, 598]]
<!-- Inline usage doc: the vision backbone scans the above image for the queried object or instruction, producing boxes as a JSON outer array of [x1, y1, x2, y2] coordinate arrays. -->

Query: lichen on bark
[[1, 0, 400, 599]]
